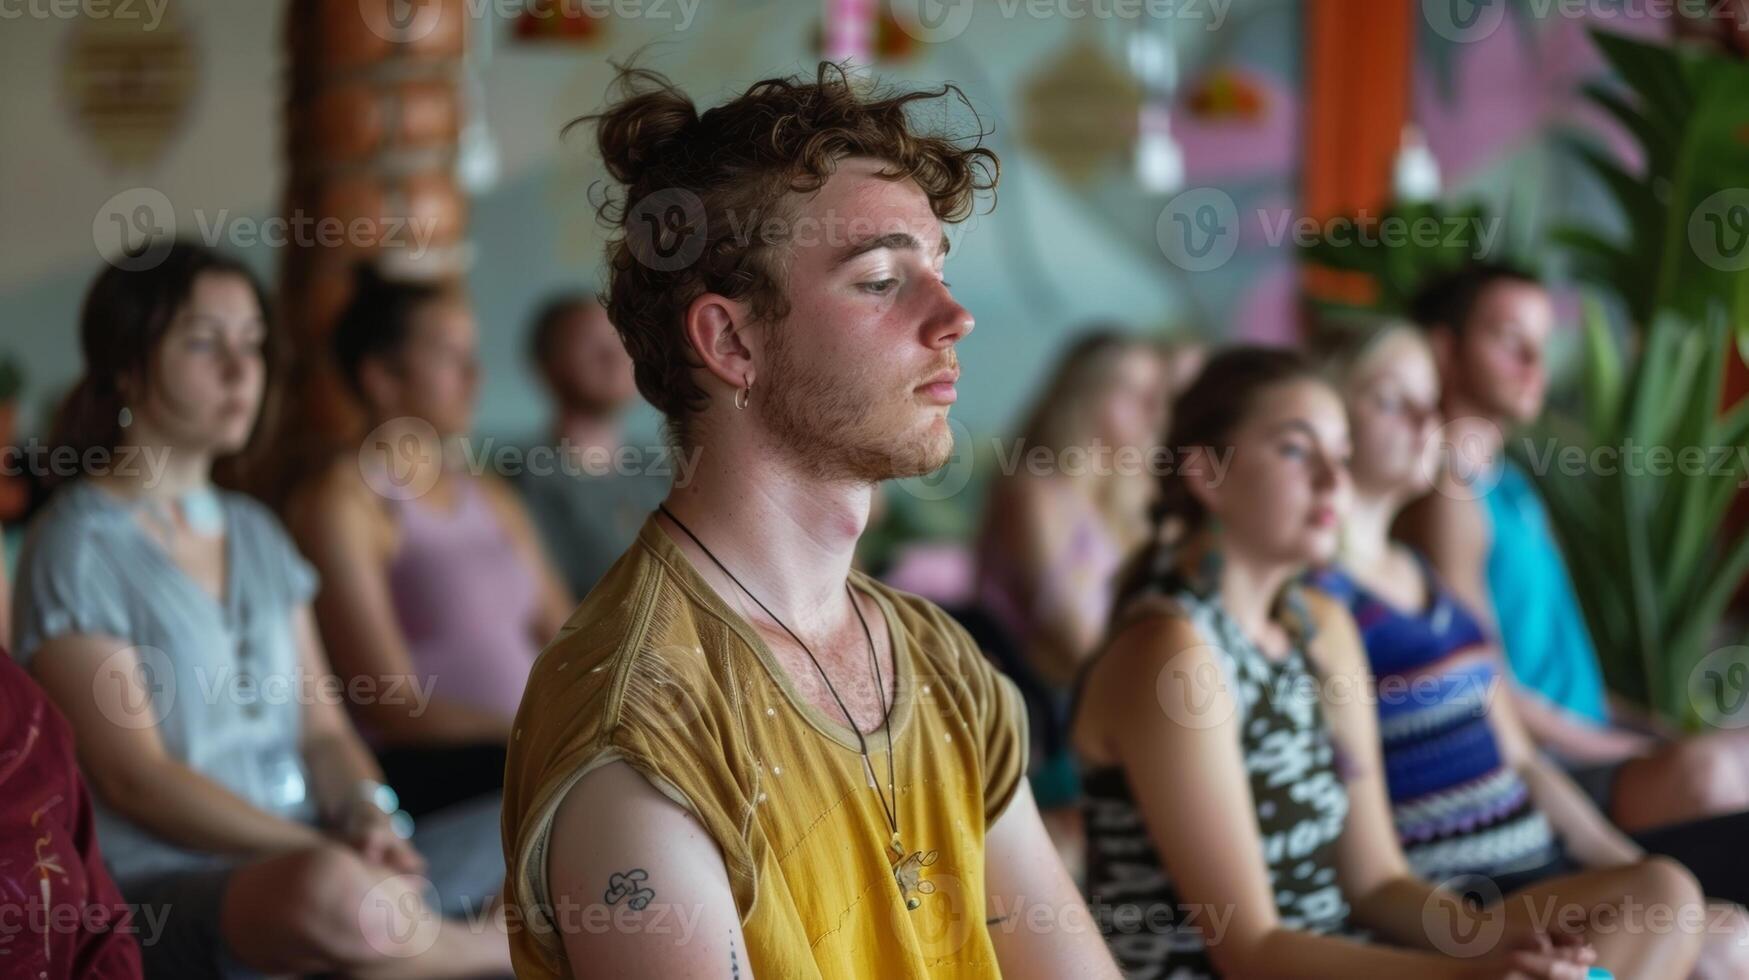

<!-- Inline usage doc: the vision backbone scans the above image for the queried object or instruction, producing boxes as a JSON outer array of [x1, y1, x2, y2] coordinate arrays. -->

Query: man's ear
[[684, 292, 756, 392]]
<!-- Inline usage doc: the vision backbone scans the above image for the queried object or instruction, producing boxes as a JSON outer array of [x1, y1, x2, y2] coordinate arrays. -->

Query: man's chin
[[870, 424, 956, 482]]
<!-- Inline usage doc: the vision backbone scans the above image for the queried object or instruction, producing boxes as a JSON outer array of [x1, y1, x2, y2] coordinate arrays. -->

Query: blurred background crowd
[[4, 0, 1749, 977]]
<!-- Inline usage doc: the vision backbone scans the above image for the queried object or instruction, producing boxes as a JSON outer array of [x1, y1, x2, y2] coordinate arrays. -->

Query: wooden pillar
[[256, 0, 470, 500]]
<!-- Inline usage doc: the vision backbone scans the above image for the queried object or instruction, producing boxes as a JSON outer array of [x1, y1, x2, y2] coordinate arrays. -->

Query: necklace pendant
[[891, 846, 938, 912]]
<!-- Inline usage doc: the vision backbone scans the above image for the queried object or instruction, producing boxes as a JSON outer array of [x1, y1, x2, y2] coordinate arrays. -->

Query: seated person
[[512, 292, 668, 601], [1399, 261, 1749, 832], [973, 329, 1169, 859], [1314, 323, 1749, 977], [0, 651, 141, 979], [500, 62, 1119, 978], [1074, 346, 1706, 979], [288, 265, 572, 818], [14, 242, 509, 979]]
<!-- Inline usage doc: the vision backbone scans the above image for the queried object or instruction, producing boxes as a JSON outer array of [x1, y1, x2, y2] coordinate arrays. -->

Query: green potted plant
[[1523, 305, 1749, 721], [1538, 28, 1749, 722], [1553, 29, 1749, 348]]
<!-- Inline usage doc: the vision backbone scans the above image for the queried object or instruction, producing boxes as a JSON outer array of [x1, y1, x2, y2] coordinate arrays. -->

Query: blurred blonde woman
[[974, 330, 1171, 820]]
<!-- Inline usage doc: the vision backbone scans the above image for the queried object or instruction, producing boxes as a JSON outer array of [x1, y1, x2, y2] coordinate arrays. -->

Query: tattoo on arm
[[604, 868, 655, 911], [986, 912, 1015, 927], [730, 939, 741, 978]]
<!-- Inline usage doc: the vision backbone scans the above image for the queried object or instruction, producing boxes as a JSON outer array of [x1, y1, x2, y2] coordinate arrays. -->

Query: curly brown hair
[[570, 60, 999, 448]]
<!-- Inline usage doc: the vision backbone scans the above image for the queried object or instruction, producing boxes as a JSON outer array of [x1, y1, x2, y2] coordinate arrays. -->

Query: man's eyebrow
[[832, 232, 952, 266]]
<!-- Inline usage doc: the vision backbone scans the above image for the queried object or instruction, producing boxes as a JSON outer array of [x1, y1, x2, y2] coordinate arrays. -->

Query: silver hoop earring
[[735, 381, 752, 411]]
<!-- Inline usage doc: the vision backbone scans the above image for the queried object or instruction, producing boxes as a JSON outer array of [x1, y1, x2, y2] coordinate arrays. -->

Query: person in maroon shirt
[[0, 650, 142, 979]]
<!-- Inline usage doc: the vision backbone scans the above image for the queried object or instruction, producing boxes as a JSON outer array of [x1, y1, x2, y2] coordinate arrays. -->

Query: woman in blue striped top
[[1314, 322, 1749, 978]]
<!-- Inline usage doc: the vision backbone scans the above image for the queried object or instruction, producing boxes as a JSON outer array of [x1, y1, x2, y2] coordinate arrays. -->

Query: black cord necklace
[[657, 504, 931, 910]]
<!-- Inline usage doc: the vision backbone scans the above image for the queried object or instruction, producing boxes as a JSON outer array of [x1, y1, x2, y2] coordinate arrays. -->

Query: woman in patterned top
[[1072, 346, 1701, 979], [1314, 322, 1749, 978]]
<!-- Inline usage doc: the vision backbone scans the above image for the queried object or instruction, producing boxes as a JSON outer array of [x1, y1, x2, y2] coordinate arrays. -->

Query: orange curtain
[[1301, 0, 1415, 309]]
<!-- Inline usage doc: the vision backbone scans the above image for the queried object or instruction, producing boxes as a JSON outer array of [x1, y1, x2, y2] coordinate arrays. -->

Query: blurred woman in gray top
[[10, 242, 509, 980]]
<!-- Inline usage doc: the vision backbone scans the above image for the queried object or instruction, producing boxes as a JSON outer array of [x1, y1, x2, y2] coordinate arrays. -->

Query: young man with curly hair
[[499, 64, 1121, 978]]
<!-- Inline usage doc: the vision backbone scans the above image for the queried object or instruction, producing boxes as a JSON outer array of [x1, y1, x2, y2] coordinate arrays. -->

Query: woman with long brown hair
[[11, 242, 509, 979]]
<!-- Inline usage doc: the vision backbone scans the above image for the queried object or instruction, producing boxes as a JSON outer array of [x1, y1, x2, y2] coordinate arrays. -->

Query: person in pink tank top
[[288, 265, 573, 817]]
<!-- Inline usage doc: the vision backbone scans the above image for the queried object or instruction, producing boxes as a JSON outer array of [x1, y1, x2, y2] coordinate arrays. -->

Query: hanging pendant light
[[1131, 27, 1184, 195], [1393, 124, 1442, 203]]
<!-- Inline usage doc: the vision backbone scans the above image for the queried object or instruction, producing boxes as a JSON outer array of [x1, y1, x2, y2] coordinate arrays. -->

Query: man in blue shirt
[[1400, 261, 1749, 832]]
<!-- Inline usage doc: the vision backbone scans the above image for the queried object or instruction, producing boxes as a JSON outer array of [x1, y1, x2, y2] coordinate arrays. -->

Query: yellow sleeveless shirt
[[502, 516, 1029, 978]]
